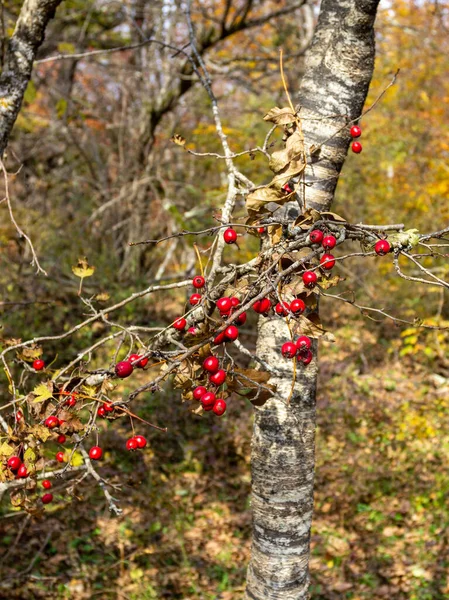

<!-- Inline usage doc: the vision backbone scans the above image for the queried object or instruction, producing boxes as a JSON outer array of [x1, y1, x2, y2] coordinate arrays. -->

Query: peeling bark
[[0, 0, 63, 157], [245, 1, 380, 598]]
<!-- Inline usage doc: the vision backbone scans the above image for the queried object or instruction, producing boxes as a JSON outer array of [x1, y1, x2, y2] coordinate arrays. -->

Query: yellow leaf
[[70, 451, 84, 467], [24, 447, 36, 466], [0, 442, 15, 458], [72, 257, 95, 279], [32, 382, 53, 403]]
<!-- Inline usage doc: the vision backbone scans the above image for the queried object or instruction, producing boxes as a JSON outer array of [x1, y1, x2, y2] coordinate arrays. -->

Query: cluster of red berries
[[125, 434, 147, 451], [191, 356, 228, 416], [281, 335, 313, 363], [350, 124, 362, 154], [114, 353, 149, 378]]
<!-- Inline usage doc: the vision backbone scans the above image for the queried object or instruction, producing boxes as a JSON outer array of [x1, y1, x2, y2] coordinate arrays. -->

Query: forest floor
[[1, 308, 449, 600]]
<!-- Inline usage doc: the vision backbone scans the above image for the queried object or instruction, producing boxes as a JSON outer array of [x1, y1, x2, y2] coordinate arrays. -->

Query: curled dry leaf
[[72, 257, 95, 295], [170, 133, 186, 146], [263, 106, 297, 125]]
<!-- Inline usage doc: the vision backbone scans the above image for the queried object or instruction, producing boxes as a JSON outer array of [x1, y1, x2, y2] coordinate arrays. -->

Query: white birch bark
[[245, 1, 381, 598]]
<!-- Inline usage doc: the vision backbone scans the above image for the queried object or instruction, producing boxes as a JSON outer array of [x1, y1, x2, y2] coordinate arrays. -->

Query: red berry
[[88, 446, 102, 460], [115, 360, 134, 378], [320, 254, 336, 270], [209, 369, 226, 386], [309, 230, 324, 244], [350, 125, 362, 138], [253, 298, 271, 314], [201, 391, 216, 408], [213, 331, 226, 345], [234, 311, 247, 325], [16, 410, 24, 423], [281, 342, 297, 358], [375, 239, 391, 256], [138, 356, 149, 368], [300, 350, 313, 365], [290, 298, 306, 314], [42, 479, 52, 489], [230, 297, 240, 307], [32, 359, 45, 371], [17, 464, 28, 478], [42, 493, 53, 505], [45, 416, 59, 429], [7, 456, 21, 471], [97, 406, 106, 418], [213, 399, 227, 416], [303, 271, 318, 288], [203, 356, 219, 373], [216, 297, 232, 313], [189, 293, 202, 306], [103, 403, 114, 413], [223, 228, 237, 244], [296, 336, 312, 351], [134, 435, 147, 449], [129, 353, 149, 368], [65, 395, 77, 407], [257, 226, 266, 234], [225, 325, 239, 341], [322, 235, 337, 250], [55, 451, 65, 463], [173, 318, 187, 331], [192, 275, 205, 289], [275, 301, 290, 316], [187, 327, 198, 335], [193, 386, 207, 400], [126, 437, 137, 451], [57, 434, 66, 444], [352, 141, 362, 153], [282, 183, 293, 194]]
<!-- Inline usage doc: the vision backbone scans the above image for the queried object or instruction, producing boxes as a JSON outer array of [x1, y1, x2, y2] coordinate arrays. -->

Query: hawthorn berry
[[320, 254, 336, 270], [42, 493, 53, 505], [322, 235, 337, 250], [97, 406, 106, 418], [55, 451, 65, 463], [375, 239, 391, 256], [134, 435, 147, 449], [7, 456, 21, 471], [350, 125, 362, 138], [33, 359, 45, 371], [65, 395, 77, 407], [16, 410, 24, 422], [257, 226, 266, 234], [300, 350, 313, 365], [234, 312, 247, 325], [17, 464, 28, 478], [89, 446, 102, 460], [309, 230, 324, 244], [352, 141, 362, 154], [223, 228, 237, 244], [303, 271, 318, 288], [281, 342, 297, 359], [173, 318, 187, 331], [192, 275, 205, 289], [201, 391, 216, 408], [115, 360, 134, 378], [203, 356, 220, 373], [296, 336, 312, 351], [103, 403, 114, 413], [253, 298, 271, 314], [187, 327, 199, 336], [225, 325, 239, 341], [57, 434, 66, 444], [290, 298, 306, 315], [213, 331, 226, 345], [126, 438, 138, 451], [45, 416, 59, 429], [42, 479, 52, 490], [213, 398, 227, 416], [230, 297, 240, 307], [189, 293, 202, 306], [209, 369, 226, 386], [193, 386, 207, 400], [216, 297, 232, 314], [275, 301, 290, 316], [129, 354, 149, 368], [282, 183, 293, 194]]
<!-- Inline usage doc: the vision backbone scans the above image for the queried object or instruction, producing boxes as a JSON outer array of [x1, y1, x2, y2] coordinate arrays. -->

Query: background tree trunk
[[246, 1, 381, 598], [0, 0, 63, 157]]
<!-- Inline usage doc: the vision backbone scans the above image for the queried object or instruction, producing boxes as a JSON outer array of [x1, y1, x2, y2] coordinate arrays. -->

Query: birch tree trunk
[[245, 0, 381, 597]]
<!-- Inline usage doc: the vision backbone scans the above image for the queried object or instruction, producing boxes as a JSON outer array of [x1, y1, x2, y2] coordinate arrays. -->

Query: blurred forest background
[[1, 0, 449, 598]]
